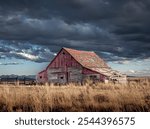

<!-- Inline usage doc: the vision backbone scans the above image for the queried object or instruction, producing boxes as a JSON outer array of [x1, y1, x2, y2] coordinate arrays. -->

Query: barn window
[[62, 52, 65, 55], [90, 75, 97, 80], [40, 76, 42, 79], [60, 76, 64, 79]]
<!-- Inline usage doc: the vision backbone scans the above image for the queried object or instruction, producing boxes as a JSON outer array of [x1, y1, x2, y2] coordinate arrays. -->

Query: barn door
[[66, 72, 69, 83]]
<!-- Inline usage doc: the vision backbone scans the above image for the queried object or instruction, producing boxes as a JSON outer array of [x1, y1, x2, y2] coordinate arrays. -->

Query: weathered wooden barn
[[36, 47, 126, 84]]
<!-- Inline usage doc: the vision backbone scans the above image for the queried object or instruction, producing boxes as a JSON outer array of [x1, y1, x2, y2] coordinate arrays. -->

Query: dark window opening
[[62, 52, 65, 55], [40, 76, 42, 79], [90, 75, 97, 80], [60, 76, 64, 79]]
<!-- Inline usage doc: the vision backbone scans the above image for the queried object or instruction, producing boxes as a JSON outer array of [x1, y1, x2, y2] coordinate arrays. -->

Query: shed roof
[[89, 67, 125, 78], [64, 47, 109, 69]]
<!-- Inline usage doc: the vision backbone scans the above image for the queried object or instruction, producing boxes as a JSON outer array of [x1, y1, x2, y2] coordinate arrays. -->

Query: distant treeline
[[0, 75, 36, 85]]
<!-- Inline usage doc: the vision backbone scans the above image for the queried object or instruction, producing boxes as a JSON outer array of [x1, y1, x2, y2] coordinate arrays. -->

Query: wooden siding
[[37, 70, 47, 83], [49, 49, 81, 68], [68, 67, 82, 82], [47, 49, 83, 83], [82, 67, 106, 82]]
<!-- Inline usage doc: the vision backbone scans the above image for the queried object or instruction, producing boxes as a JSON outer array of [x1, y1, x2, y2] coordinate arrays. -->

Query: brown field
[[0, 77, 150, 112]]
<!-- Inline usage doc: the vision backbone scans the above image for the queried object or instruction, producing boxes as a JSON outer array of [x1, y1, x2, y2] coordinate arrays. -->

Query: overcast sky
[[0, 0, 150, 76]]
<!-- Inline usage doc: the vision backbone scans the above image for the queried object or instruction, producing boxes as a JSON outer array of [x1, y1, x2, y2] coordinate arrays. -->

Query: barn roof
[[38, 70, 46, 74], [63, 48, 123, 77], [64, 47, 109, 69]]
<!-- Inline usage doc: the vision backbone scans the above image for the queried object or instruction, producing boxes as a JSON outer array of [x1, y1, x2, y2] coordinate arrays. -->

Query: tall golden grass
[[0, 78, 150, 112]]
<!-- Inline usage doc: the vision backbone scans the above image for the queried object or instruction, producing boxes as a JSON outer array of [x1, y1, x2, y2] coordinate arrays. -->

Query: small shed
[[37, 47, 126, 84]]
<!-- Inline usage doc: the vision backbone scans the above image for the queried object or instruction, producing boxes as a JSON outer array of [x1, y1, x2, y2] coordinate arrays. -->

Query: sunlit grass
[[0, 78, 150, 112]]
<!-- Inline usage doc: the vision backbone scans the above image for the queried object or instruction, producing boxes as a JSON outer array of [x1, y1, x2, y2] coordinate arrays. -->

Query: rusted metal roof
[[64, 48, 125, 78], [89, 67, 126, 78], [64, 47, 109, 69]]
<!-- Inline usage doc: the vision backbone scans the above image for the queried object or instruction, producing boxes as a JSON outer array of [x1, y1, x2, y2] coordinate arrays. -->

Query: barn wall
[[47, 49, 83, 83], [82, 67, 106, 82], [68, 67, 82, 82], [36, 71, 47, 83], [49, 49, 81, 68], [47, 68, 62, 83], [99, 74, 106, 82]]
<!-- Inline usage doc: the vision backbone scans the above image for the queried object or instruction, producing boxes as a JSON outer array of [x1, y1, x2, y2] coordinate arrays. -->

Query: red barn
[[36, 47, 126, 84]]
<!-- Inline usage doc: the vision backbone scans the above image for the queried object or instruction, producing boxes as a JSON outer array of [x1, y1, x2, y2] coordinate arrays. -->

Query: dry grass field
[[0, 77, 150, 112]]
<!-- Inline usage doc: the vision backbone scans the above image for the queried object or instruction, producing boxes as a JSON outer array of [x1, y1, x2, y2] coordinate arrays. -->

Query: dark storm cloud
[[0, 41, 56, 63], [0, 0, 150, 62]]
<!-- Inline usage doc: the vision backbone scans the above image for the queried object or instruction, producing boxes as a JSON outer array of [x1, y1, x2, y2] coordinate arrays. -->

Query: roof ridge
[[63, 47, 94, 53]]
